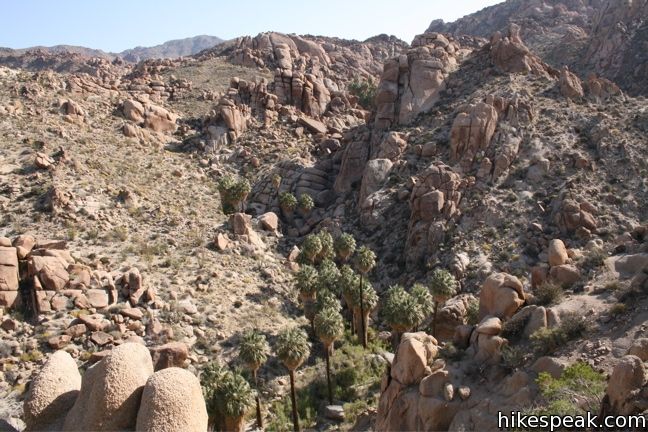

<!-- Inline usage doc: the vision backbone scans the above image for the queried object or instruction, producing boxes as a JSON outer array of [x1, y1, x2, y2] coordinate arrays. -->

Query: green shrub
[[348, 78, 377, 110], [534, 282, 563, 306], [465, 297, 480, 325], [501, 345, 527, 370], [530, 313, 588, 355], [535, 362, 606, 416]]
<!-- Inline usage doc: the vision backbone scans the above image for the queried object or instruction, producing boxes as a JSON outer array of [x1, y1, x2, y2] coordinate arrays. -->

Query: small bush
[[438, 342, 464, 361], [501, 313, 530, 341], [348, 78, 377, 110], [465, 297, 480, 325], [534, 282, 563, 306], [501, 345, 527, 370], [217, 176, 250, 214], [530, 313, 588, 355], [610, 302, 627, 316], [535, 362, 605, 416]]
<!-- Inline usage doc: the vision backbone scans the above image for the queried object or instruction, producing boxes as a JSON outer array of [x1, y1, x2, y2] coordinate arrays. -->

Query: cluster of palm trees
[[200, 229, 460, 431]]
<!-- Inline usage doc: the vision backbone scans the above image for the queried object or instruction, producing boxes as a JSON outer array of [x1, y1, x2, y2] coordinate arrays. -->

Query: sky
[[0, 0, 504, 52]]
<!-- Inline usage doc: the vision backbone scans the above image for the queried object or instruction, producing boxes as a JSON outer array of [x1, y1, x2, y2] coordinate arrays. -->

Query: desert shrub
[[438, 342, 464, 361], [535, 362, 606, 416], [501, 345, 527, 371], [534, 282, 563, 306], [465, 297, 480, 325], [500, 313, 530, 341], [609, 302, 627, 316], [530, 313, 588, 355], [348, 78, 377, 109]]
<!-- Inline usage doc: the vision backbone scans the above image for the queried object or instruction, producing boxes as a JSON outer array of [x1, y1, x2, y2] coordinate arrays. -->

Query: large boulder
[[559, 66, 584, 100], [606, 355, 647, 416], [391, 332, 438, 386], [490, 24, 550, 75], [478, 273, 525, 320], [450, 102, 498, 170], [135, 367, 208, 432], [547, 239, 569, 266], [150, 342, 189, 371], [24, 351, 81, 431], [63, 343, 154, 431]]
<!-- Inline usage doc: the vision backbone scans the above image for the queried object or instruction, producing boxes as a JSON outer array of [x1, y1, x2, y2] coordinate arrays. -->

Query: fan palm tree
[[275, 327, 311, 432], [354, 246, 376, 348], [314, 307, 344, 405], [238, 330, 269, 429], [350, 278, 378, 348], [317, 259, 341, 295], [334, 232, 356, 262], [300, 234, 322, 264], [295, 265, 318, 302], [316, 230, 335, 262], [410, 283, 435, 331], [201, 362, 255, 432], [382, 285, 424, 347], [339, 265, 359, 333], [429, 268, 458, 338]]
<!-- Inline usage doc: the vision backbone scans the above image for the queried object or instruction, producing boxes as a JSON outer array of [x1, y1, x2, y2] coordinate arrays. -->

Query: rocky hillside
[[1, 3, 648, 431], [427, 0, 648, 96]]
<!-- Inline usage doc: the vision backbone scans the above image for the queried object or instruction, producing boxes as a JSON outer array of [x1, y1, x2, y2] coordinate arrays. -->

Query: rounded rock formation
[[63, 342, 154, 431], [135, 367, 208, 432], [24, 351, 81, 431]]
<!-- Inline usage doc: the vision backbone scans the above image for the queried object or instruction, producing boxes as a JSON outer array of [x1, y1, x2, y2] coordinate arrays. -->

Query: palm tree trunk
[[289, 369, 300, 432], [325, 344, 333, 405], [254, 370, 263, 429], [432, 302, 439, 338], [359, 273, 366, 348]]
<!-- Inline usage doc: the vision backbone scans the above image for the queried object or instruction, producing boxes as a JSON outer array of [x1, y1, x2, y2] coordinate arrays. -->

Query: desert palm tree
[[339, 265, 359, 333], [317, 259, 341, 295], [382, 285, 424, 347], [201, 362, 255, 432], [275, 327, 311, 432], [354, 246, 376, 348], [316, 230, 335, 263], [350, 278, 378, 347], [238, 330, 269, 429], [314, 307, 344, 404], [429, 268, 458, 338], [300, 234, 322, 264], [294, 265, 319, 334], [410, 283, 434, 330], [334, 232, 356, 262], [316, 289, 342, 313]]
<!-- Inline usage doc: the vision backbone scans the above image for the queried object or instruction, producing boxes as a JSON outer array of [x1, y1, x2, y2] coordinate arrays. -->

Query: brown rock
[[48, 335, 72, 349], [214, 233, 230, 251], [86, 289, 109, 309], [549, 264, 581, 286], [65, 323, 87, 339], [606, 355, 647, 416], [559, 66, 584, 100], [150, 342, 189, 371], [90, 331, 113, 346], [391, 332, 438, 386]]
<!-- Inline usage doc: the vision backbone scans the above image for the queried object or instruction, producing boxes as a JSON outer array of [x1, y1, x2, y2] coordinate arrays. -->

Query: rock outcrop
[[136, 367, 208, 432]]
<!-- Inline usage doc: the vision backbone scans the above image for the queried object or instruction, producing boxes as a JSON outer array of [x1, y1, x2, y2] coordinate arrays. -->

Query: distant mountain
[[119, 35, 224, 62], [0, 35, 224, 66]]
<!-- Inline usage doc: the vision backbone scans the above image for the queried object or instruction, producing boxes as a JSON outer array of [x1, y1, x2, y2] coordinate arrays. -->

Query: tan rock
[[475, 316, 502, 335], [29, 255, 69, 291], [548, 239, 569, 266], [0, 246, 19, 292], [13, 234, 36, 258], [549, 264, 581, 286], [479, 273, 525, 320], [627, 338, 648, 362], [24, 351, 81, 431], [259, 212, 279, 232], [531, 356, 567, 379], [559, 66, 584, 100], [391, 332, 438, 386], [606, 355, 647, 416], [47, 335, 72, 349], [63, 343, 154, 431], [135, 367, 208, 432]]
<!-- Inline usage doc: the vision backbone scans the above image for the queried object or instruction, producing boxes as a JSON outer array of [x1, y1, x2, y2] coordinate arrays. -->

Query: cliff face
[[427, 0, 648, 96]]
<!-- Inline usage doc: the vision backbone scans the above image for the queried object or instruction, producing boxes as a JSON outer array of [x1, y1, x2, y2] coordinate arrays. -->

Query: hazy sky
[[1, 0, 504, 52]]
